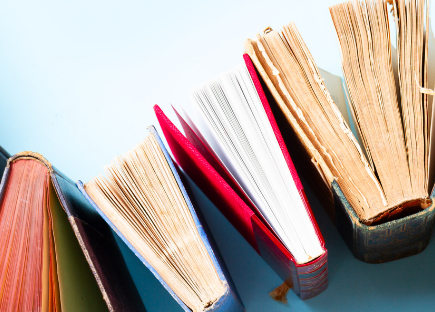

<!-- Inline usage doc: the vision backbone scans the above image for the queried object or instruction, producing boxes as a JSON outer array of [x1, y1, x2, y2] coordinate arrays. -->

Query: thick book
[[77, 126, 244, 312], [255, 67, 435, 263], [0, 151, 146, 312], [244, 1, 435, 263], [154, 53, 328, 301]]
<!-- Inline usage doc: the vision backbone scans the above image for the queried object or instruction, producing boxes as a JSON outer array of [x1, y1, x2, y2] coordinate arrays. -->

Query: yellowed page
[[318, 68, 350, 126]]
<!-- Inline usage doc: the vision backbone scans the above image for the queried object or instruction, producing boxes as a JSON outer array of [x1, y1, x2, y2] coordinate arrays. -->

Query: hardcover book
[[77, 126, 244, 312], [244, 0, 435, 263], [154, 52, 328, 302], [0, 151, 146, 311]]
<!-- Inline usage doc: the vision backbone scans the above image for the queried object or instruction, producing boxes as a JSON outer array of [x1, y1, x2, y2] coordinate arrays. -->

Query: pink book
[[154, 54, 328, 300]]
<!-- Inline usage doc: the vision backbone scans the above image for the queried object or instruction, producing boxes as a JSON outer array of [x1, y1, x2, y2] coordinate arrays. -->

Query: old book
[[77, 126, 244, 312], [245, 0, 435, 263], [154, 52, 327, 302], [0, 152, 146, 312]]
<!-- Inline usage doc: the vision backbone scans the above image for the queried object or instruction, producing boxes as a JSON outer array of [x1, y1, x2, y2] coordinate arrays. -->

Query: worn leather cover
[[155, 99, 328, 299], [333, 181, 435, 263], [0, 152, 146, 312], [246, 45, 435, 264], [77, 126, 245, 312]]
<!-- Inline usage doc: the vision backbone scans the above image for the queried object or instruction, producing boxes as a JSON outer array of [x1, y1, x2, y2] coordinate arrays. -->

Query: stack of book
[[1, 0, 434, 310]]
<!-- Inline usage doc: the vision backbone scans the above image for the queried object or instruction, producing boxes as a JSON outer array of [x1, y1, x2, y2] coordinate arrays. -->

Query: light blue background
[[1, 0, 435, 311]]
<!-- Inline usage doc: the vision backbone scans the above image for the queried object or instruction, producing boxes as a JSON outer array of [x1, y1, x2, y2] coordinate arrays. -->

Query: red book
[[154, 54, 328, 300]]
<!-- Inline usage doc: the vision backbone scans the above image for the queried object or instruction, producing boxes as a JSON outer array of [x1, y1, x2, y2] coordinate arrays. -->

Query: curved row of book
[[1, 0, 435, 311]]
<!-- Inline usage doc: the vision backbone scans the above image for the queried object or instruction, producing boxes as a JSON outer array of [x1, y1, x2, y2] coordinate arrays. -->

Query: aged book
[[0, 151, 146, 312], [154, 52, 327, 302], [244, 0, 435, 263], [77, 126, 244, 312]]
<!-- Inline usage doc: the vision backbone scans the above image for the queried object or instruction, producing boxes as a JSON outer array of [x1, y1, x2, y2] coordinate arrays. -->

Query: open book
[[186, 61, 323, 264], [78, 126, 244, 312], [155, 52, 327, 302], [245, 0, 435, 262], [0, 151, 145, 312]]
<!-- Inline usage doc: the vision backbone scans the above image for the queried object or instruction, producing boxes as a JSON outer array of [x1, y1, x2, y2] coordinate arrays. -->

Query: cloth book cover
[[154, 53, 328, 301], [76, 126, 245, 312], [0, 151, 146, 312], [245, 47, 435, 264]]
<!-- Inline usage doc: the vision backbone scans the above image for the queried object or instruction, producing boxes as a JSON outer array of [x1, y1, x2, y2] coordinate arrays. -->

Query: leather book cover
[[245, 46, 435, 264], [333, 181, 435, 263], [155, 104, 328, 300], [0, 152, 146, 312], [77, 126, 245, 312]]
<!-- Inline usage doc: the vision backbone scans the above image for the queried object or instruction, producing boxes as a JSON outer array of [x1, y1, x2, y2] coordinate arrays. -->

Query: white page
[[189, 63, 323, 264], [178, 104, 258, 212]]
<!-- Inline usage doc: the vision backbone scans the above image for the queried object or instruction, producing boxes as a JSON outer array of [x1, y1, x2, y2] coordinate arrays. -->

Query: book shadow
[[183, 173, 435, 312]]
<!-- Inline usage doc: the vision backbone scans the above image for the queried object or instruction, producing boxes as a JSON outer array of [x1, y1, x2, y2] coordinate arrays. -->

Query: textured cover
[[246, 44, 435, 263], [333, 180, 435, 263], [0, 152, 146, 312], [77, 126, 245, 312], [155, 89, 328, 299]]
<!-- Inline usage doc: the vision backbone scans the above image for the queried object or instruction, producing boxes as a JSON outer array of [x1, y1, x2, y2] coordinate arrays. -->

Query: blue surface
[[1, 0, 435, 311]]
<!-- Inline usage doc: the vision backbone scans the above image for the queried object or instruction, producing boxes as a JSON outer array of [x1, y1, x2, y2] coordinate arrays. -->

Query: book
[[77, 126, 244, 312], [0, 151, 146, 312], [244, 0, 435, 263], [154, 52, 328, 302]]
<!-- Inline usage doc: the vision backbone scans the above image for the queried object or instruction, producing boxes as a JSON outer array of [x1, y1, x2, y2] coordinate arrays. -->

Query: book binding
[[333, 181, 435, 263]]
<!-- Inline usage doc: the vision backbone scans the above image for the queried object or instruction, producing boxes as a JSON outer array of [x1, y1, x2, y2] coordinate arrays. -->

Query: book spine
[[332, 181, 435, 263], [295, 252, 328, 300]]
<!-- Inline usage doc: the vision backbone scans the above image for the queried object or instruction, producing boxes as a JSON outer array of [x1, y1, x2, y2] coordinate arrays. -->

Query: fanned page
[[245, 2, 432, 223], [393, 0, 429, 196], [188, 63, 323, 264], [245, 23, 387, 222], [330, 0, 430, 205], [0, 160, 57, 311], [0, 157, 108, 312], [84, 133, 226, 312], [330, 0, 429, 203]]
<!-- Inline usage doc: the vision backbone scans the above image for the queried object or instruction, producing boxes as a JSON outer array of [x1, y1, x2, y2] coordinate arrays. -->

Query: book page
[[85, 133, 226, 312], [189, 63, 324, 264], [426, 22, 435, 191], [246, 23, 389, 221], [0, 160, 50, 311], [318, 68, 350, 126]]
